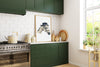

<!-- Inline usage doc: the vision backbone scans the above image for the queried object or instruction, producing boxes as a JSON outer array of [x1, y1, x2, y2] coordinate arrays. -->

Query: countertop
[[30, 41, 68, 45], [0, 41, 68, 55]]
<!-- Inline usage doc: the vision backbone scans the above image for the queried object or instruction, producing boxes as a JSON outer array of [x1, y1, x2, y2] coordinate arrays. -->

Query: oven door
[[0, 52, 30, 67]]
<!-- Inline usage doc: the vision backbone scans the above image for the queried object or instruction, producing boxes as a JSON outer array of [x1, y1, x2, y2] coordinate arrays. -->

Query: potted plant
[[83, 40, 87, 49]]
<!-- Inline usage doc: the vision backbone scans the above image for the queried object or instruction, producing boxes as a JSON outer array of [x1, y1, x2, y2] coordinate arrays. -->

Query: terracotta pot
[[83, 45, 86, 49]]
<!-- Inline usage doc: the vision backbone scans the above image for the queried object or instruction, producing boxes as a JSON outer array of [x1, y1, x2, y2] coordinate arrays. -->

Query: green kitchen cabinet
[[26, 0, 35, 11], [30, 42, 68, 67], [34, 0, 44, 11], [43, 0, 55, 14], [26, 0, 64, 15], [0, 0, 26, 15], [58, 43, 68, 64], [55, 0, 64, 14], [26, 0, 44, 12]]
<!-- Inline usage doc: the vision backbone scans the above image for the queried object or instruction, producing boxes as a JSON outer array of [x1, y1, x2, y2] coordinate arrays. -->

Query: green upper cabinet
[[26, 0, 35, 11], [0, 0, 63, 15], [0, 0, 26, 15], [34, 0, 44, 11], [55, 0, 64, 15], [26, 0, 44, 12], [26, 0, 64, 15], [43, 0, 55, 14]]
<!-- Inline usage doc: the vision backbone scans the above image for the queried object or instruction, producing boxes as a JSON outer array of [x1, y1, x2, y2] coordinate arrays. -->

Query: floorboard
[[0, 63, 79, 67], [54, 64, 79, 67]]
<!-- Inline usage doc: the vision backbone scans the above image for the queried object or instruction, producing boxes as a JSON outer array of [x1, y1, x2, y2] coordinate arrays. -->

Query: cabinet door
[[31, 44, 58, 67], [31, 45, 46, 67], [44, 0, 55, 13], [0, 0, 26, 15], [58, 43, 68, 64], [34, 0, 44, 11], [26, 0, 35, 11], [26, 0, 44, 12], [46, 44, 58, 66], [55, 0, 64, 15]]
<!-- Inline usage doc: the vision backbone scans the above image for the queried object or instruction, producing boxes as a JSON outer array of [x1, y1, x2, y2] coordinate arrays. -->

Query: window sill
[[79, 48, 94, 52]]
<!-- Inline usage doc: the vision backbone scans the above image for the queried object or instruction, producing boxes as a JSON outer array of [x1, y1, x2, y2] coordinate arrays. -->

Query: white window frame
[[80, 0, 100, 49]]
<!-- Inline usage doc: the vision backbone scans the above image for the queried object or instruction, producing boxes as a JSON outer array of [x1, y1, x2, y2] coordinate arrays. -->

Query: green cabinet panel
[[26, 0, 64, 15], [26, 0, 35, 11], [43, 0, 55, 13], [26, 0, 44, 12], [0, 0, 26, 15], [55, 0, 64, 15], [58, 43, 68, 64], [34, 0, 44, 11], [31, 44, 58, 67], [30, 42, 68, 67]]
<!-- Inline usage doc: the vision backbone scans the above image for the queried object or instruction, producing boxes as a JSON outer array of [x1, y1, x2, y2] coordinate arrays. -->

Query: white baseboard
[[69, 61, 88, 67]]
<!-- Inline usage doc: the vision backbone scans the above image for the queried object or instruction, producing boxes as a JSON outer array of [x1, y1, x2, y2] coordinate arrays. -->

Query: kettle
[[5, 32, 18, 43]]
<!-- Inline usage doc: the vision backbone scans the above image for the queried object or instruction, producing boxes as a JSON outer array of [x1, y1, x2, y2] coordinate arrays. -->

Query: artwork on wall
[[35, 15, 52, 42]]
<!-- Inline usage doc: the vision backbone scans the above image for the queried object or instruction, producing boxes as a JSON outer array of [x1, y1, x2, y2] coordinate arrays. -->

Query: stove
[[0, 41, 30, 53], [0, 41, 30, 66]]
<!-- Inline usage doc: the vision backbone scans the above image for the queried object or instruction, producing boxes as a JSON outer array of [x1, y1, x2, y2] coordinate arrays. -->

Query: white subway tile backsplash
[[0, 11, 60, 41]]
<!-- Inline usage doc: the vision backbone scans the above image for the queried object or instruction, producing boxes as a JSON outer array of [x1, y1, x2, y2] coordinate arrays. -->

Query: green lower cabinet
[[30, 42, 68, 67], [0, 0, 26, 15], [58, 43, 69, 64]]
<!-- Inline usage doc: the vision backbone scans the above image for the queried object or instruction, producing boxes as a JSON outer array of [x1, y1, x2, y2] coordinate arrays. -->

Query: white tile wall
[[0, 11, 60, 42]]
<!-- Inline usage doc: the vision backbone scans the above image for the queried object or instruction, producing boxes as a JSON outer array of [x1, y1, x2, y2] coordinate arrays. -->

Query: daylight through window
[[83, 0, 100, 50]]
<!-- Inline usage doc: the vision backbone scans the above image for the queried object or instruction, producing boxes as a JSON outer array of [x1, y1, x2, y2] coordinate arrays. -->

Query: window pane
[[86, 11, 94, 34], [87, 0, 100, 8], [93, 9, 100, 43], [86, 34, 94, 46], [94, 9, 100, 34]]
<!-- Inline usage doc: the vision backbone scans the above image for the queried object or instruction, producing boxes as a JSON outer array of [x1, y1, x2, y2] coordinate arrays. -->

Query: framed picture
[[35, 15, 52, 42]]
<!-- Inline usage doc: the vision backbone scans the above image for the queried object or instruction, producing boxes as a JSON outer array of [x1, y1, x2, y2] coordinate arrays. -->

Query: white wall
[[0, 1, 90, 66], [60, 0, 89, 67], [0, 11, 60, 42]]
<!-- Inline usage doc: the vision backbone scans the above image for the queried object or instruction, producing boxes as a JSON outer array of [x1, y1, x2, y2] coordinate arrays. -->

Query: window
[[82, 0, 100, 50]]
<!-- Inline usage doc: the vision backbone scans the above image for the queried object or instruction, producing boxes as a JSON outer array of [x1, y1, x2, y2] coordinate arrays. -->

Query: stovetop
[[0, 41, 30, 54], [0, 41, 28, 45]]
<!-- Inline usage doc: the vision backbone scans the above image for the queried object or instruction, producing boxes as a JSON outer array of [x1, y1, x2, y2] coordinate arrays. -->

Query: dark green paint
[[26, 0, 64, 15], [43, 0, 55, 13], [0, 0, 63, 15], [0, 0, 26, 15], [26, 0, 35, 11], [55, 0, 64, 14], [30, 42, 68, 67], [34, 0, 44, 11]]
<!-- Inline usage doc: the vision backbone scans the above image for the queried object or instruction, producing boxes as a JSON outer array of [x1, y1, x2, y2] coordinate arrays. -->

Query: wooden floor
[[0, 63, 79, 67], [54, 64, 79, 67], [0, 62, 30, 67]]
